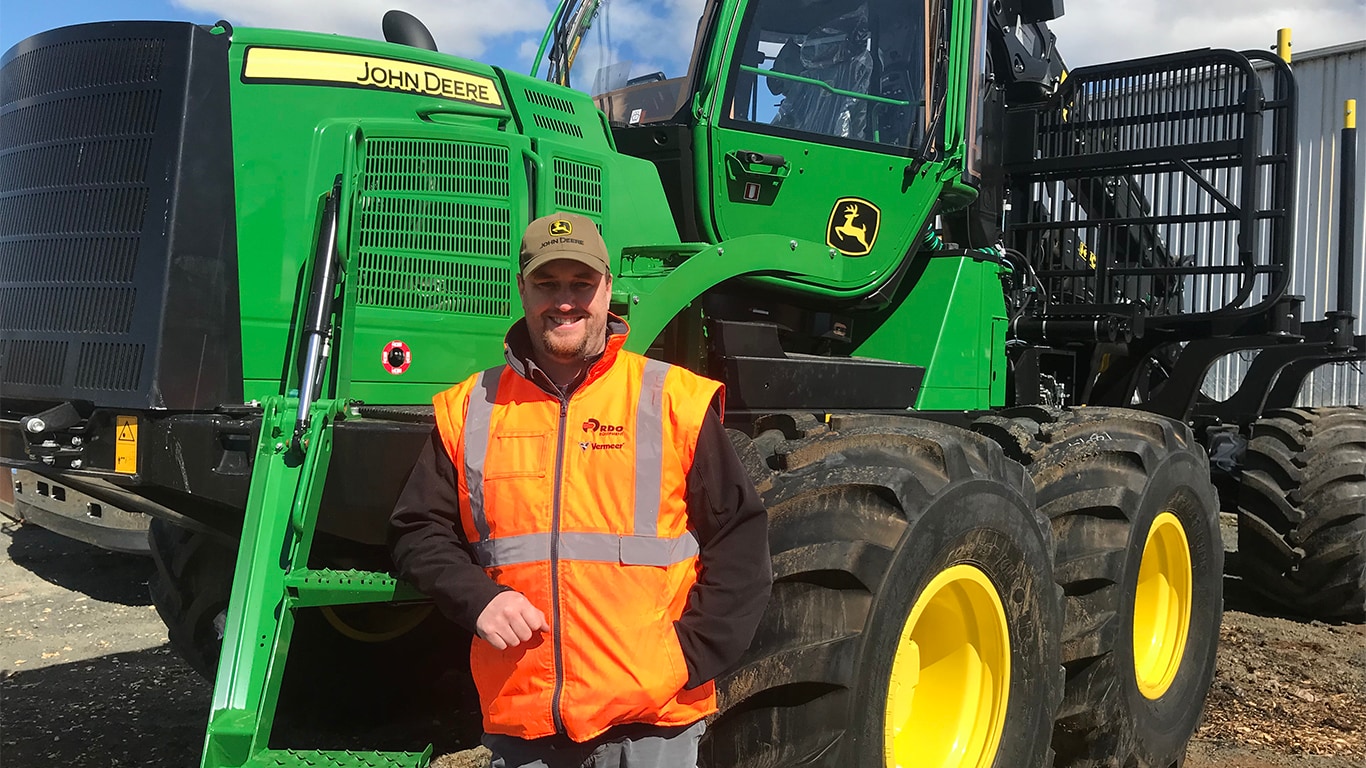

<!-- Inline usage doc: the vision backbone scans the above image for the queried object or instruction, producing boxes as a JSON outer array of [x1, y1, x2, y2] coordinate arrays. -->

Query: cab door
[[704, 0, 936, 289]]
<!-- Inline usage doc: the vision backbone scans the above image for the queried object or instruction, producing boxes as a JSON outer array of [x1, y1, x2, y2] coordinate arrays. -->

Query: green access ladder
[[200, 176, 432, 767], [200, 396, 432, 768]]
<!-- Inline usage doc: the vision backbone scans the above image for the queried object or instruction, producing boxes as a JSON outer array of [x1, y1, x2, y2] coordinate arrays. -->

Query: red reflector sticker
[[382, 340, 412, 375]]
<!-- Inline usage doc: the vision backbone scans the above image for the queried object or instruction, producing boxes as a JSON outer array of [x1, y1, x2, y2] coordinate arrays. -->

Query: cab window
[[546, 0, 711, 127], [726, 0, 928, 149]]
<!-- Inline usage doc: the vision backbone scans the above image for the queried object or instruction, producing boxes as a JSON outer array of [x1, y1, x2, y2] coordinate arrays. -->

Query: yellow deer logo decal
[[825, 197, 881, 256], [834, 205, 869, 251]]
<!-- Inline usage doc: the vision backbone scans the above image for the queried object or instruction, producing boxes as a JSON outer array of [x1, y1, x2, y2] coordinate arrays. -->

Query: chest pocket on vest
[[483, 430, 551, 480]]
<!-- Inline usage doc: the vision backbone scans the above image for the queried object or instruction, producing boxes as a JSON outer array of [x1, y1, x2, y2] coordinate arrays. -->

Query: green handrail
[[740, 65, 916, 107]]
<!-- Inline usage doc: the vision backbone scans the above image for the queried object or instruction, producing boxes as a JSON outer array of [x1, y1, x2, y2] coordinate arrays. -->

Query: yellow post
[[1347, 99, 1358, 130], [1277, 28, 1292, 63]]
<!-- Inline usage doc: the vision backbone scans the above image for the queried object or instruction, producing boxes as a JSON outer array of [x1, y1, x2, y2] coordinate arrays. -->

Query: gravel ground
[[1, 516, 1361, 768], [0, 520, 208, 766]]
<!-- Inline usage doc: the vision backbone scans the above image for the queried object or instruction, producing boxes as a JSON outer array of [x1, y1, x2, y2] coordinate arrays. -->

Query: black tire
[[148, 517, 237, 679], [703, 414, 1063, 768], [975, 407, 1223, 768], [1237, 406, 1366, 622]]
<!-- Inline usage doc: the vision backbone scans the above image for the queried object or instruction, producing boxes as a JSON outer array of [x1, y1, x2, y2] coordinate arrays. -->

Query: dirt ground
[[0, 515, 1361, 768]]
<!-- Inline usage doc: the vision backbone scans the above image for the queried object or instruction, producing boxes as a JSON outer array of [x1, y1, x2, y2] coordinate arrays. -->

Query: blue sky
[[2, 0, 1362, 73], [2, 1, 179, 56], [0, 0, 548, 72]]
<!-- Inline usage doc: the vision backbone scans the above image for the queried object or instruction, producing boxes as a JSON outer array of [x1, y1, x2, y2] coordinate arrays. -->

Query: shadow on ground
[[1, 644, 210, 768], [4, 523, 154, 606], [0, 616, 484, 767]]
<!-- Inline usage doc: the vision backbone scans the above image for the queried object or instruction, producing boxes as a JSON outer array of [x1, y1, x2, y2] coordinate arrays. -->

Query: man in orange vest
[[390, 212, 772, 767]]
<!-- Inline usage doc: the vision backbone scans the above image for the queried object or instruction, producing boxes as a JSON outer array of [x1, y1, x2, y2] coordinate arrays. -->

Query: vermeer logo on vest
[[580, 418, 627, 451]]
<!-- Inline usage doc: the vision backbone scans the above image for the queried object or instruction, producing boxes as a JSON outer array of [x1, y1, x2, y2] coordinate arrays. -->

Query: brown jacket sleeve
[[676, 408, 773, 689], [388, 428, 508, 631]]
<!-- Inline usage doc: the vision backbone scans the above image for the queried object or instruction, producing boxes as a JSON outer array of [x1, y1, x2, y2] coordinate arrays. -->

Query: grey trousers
[[484, 720, 705, 768]]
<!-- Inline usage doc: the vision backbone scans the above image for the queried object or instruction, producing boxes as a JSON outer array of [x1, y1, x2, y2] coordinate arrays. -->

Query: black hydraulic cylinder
[[1009, 316, 1128, 343], [1339, 102, 1358, 314], [295, 176, 344, 443]]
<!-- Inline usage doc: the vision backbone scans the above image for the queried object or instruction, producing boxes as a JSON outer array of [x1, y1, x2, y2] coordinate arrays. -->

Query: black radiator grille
[[1, 339, 65, 386], [0, 236, 139, 283], [0, 138, 155, 191], [0, 188, 150, 236], [0, 23, 240, 410], [0, 90, 161, 148], [0, 34, 165, 402], [0, 286, 136, 333], [0, 37, 164, 101], [75, 341, 144, 390]]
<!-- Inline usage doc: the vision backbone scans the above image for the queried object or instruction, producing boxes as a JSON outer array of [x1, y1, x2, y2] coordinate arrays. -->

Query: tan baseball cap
[[519, 212, 610, 276]]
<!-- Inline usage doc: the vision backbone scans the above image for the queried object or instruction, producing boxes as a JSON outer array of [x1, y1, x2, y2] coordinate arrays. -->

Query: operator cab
[[542, 0, 943, 270], [546, 0, 932, 141]]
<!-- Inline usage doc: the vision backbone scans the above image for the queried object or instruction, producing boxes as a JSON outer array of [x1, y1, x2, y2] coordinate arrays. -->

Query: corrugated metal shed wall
[[1203, 41, 1365, 406]]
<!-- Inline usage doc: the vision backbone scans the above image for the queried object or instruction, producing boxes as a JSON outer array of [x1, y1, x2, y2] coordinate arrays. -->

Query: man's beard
[[537, 312, 607, 363]]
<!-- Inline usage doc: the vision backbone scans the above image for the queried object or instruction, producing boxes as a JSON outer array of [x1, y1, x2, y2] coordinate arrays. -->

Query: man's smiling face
[[517, 258, 612, 373]]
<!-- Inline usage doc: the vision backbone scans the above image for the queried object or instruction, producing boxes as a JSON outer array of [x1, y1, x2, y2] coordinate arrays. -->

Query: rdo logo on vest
[[580, 418, 627, 450]]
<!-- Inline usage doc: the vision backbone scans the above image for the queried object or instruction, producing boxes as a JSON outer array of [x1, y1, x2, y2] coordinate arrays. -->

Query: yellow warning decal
[[115, 415, 138, 474], [242, 47, 503, 107]]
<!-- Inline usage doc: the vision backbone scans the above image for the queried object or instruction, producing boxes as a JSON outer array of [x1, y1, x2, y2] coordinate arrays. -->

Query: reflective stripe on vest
[[470, 530, 700, 568], [462, 358, 680, 567], [462, 366, 500, 542]]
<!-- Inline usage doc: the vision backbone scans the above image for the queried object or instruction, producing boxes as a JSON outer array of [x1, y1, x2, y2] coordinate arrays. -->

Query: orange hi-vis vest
[[432, 330, 723, 742]]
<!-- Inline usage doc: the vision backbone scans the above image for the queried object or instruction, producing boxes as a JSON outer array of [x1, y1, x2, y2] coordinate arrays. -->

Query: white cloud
[[517, 35, 545, 64], [170, 0, 553, 59], [162, 0, 1363, 75], [1049, 0, 1365, 67]]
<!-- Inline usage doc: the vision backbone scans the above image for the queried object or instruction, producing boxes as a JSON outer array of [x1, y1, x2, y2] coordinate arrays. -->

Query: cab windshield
[[544, 0, 710, 126]]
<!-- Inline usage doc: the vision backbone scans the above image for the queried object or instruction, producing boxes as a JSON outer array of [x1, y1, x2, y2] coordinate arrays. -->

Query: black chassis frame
[[0, 407, 433, 548]]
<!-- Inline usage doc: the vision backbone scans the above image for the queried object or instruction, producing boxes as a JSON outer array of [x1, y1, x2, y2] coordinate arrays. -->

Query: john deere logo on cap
[[549, 219, 573, 236]]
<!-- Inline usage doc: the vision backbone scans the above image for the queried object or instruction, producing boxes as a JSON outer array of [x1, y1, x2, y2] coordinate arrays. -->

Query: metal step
[[284, 568, 429, 608], [242, 748, 432, 767]]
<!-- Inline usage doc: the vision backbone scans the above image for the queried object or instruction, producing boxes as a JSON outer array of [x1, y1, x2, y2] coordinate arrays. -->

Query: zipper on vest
[[550, 394, 568, 735]]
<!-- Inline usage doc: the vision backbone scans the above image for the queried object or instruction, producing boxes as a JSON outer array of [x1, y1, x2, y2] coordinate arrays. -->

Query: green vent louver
[[524, 89, 575, 114], [552, 158, 602, 216], [363, 138, 510, 197], [532, 114, 584, 138], [356, 251, 511, 316], [356, 138, 514, 318]]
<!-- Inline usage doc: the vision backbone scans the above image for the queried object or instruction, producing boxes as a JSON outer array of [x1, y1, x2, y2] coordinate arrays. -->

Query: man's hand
[[475, 590, 550, 650]]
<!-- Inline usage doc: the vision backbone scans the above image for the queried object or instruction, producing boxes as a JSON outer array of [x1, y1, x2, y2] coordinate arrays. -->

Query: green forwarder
[[1, 2, 1361, 767]]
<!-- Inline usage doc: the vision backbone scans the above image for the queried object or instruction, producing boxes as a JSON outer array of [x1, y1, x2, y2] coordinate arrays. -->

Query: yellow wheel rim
[[321, 604, 433, 643], [1133, 511, 1193, 699], [884, 564, 1011, 768]]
